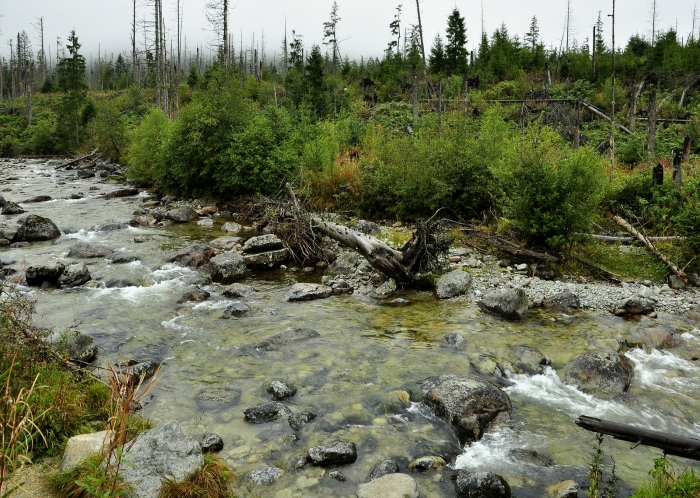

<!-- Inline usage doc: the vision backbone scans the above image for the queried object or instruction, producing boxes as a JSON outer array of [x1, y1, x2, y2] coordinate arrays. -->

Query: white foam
[[192, 300, 232, 311], [64, 229, 100, 242], [454, 428, 538, 470], [626, 348, 700, 397]]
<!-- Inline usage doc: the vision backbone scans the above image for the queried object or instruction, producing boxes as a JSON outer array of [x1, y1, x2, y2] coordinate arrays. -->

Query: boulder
[[435, 269, 472, 299], [57, 264, 92, 288], [266, 380, 297, 400], [286, 283, 333, 302], [544, 292, 581, 313], [254, 328, 320, 351], [478, 288, 529, 320], [119, 420, 204, 498], [25, 262, 65, 286], [638, 325, 684, 349], [242, 234, 284, 254], [222, 283, 254, 298], [613, 297, 655, 316], [357, 473, 420, 498], [220, 222, 245, 233], [68, 242, 112, 259], [244, 402, 287, 424], [506, 345, 551, 375], [243, 248, 288, 269], [369, 460, 400, 480], [177, 288, 210, 304], [210, 252, 247, 284], [561, 352, 634, 396], [330, 252, 361, 276], [63, 332, 98, 364], [102, 188, 139, 199], [23, 195, 52, 203], [372, 279, 397, 298], [197, 218, 214, 227], [420, 374, 512, 444], [355, 220, 381, 235], [165, 206, 197, 223], [546, 480, 579, 498], [668, 274, 687, 290], [1, 201, 25, 215], [408, 455, 446, 472], [454, 470, 511, 498], [76, 169, 95, 179], [165, 244, 216, 269], [200, 433, 224, 453], [307, 441, 357, 466], [222, 302, 250, 317], [60, 430, 112, 473], [209, 236, 242, 251], [248, 466, 283, 486], [132, 214, 157, 227], [13, 215, 61, 242]]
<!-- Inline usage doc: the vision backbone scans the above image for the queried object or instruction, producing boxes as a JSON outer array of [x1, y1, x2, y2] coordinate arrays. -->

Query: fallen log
[[576, 416, 700, 461], [578, 101, 633, 135], [57, 148, 99, 169], [589, 234, 686, 243], [572, 256, 621, 283], [613, 215, 688, 283], [461, 229, 559, 263]]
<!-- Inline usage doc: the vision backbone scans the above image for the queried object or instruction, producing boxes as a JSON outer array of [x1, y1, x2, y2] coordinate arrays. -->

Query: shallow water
[[2, 159, 700, 497]]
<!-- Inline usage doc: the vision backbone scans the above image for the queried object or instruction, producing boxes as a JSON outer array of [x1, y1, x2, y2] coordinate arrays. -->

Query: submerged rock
[[561, 352, 634, 396], [68, 242, 112, 258], [13, 214, 61, 242], [435, 269, 472, 299], [506, 344, 551, 375], [357, 474, 419, 498], [266, 380, 297, 400], [244, 402, 287, 424], [222, 302, 250, 317], [254, 328, 321, 351], [195, 386, 242, 412], [369, 460, 400, 480], [222, 283, 254, 298], [165, 244, 216, 269], [286, 283, 333, 301], [248, 466, 283, 486], [177, 287, 210, 304], [307, 441, 357, 466], [478, 288, 529, 320], [546, 480, 579, 498], [23, 195, 52, 203]]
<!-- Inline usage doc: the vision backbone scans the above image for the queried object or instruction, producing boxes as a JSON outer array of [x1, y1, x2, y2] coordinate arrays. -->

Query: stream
[[2, 158, 700, 497]]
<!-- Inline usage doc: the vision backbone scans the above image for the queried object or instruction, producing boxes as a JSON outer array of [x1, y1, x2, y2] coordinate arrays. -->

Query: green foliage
[[49, 453, 131, 498], [125, 108, 172, 187], [20, 115, 59, 155], [158, 454, 234, 498], [587, 434, 619, 498], [445, 8, 468, 76], [80, 99, 97, 127], [187, 66, 199, 88], [40, 79, 56, 94], [93, 100, 128, 161], [631, 457, 700, 497]]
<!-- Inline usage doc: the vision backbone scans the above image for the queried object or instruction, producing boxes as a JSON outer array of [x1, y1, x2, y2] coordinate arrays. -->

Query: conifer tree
[[428, 34, 446, 74], [445, 8, 468, 75]]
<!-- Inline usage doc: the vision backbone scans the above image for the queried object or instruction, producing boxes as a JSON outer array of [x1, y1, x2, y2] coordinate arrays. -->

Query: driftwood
[[462, 229, 559, 263], [576, 416, 700, 461], [58, 149, 99, 169], [613, 215, 688, 283]]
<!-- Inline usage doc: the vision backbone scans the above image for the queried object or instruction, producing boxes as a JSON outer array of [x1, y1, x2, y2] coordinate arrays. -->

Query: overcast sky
[[1, 1, 698, 64]]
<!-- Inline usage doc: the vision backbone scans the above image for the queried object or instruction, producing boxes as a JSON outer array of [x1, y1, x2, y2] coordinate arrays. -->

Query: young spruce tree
[[445, 8, 468, 75]]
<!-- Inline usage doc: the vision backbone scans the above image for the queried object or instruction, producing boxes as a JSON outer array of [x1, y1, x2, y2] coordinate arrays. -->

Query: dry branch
[[461, 229, 559, 263], [613, 215, 688, 283], [57, 148, 100, 169]]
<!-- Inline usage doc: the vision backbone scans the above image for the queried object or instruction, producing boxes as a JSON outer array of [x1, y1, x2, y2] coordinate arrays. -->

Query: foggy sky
[[1, 1, 698, 65]]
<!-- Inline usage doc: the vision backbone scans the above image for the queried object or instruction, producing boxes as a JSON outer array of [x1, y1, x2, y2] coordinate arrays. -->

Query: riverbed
[[2, 158, 700, 497]]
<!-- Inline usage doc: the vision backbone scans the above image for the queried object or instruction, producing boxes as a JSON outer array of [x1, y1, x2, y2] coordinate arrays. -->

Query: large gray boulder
[[60, 430, 112, 473], [165, 206, 197, 223], [478, 288, 528, 320], [25, 262, 65, 286], [435, 269, 472, 299], [420, 374, 511, 444], [561, 352, 634, 396], [1, 200, 25, 215], [243, 248, 288, 269], [307, 441, 357, 466], [242, 234, 283, 254], [544, 292, 580, 313], [210, 252, 246, 284], [165, 244, 216, 269], [357, 473, 420, 498], [13, 215, 61, 242], [68, 242, 112, 259], [454, 470, 511, 498], [330, 252, 361, 276], [57, 264, 92, 288], [286, 283, 333, 302], [120, 420, 204, 498]]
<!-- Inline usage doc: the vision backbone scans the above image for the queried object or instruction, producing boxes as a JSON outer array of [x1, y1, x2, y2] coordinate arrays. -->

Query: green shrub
[[631, 457, 700, 497], [19, 116, 59, 154], [94, 100, 128, 161], [125, 108, 172, 187]]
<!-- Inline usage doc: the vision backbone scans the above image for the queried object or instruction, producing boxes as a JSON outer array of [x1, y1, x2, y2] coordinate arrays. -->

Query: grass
[[570, 240, 668, 282], [630, 458, 700, 498], [158, 454, 235, 498]]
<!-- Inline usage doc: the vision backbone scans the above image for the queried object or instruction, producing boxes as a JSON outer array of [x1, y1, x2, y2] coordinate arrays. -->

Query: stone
[[506, 345, 551, 375], [287, 283, 333, 302], [222, 283, 254, 298], [200, 433, 224, 453], [110, 254, 140, 264], [328, 471, 347, 481], [243, 248, 289, 269], [287, 411, 317, 431], [60, 430, 112, 473], [120, 420, 204, 498], [13, 215, 61, 242], [372, 279, 397, 298], [357, 473, 420, 498], [408, 455, 446, 472], [68, 242, 112, 258], [244, 402, 286, 424], [613, 297, 655, 316], [546, 480, 579, 498], [435, 269, 472, 299], [195, 386, 242, 412], [543, 292, 580, 313], [165, 206, 197, 223], [307, 441, 357, 466], [209, 236, 242, 250], [443, 333, 467, 349], [638, 285, 653, 298], [254, 328, 320, 351], [561, 352, 635, 396], [63, 332, 98, 364], [355, 220, 380, 235], [197, 218, 214, 227], [165, 244, 216, 269], [478, 288, 529, 320], [115, 361, 160, 384], [420, 374, 512, 444], [132, 214, 156, 227], [668, 274, 687, 290], [102, 188, 139, 199], [639, 325, 684, 349], [369, 460, 400, 480], [330, 252, 361, 276], [248, 466, 283, 486], [1, 201, 25, 215], [220, 222, 245, 233], [23, 195, 52, 203], [222, 302, 250, 317], [0, 194, 4, 207], [267, 380, 297, 400], [177, 287, 210, 304], [0, 239, 9, 247], [57, 264, 92, 288], [242, 234, 284, 254], [77, 169, 95, 179], [25, 262, 65, 286], [210, 252, 247, 284], [454, 470, 511, 498]]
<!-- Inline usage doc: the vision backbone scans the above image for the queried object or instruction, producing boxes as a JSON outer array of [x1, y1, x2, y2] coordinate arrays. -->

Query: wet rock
[[369, 460, 400, 480], [25, 262, 65, 286], [408, 455, 446, 472], [544, 292, 580, 313], [10, 242, 30, 248], [57, 264, 92, 288], [248, 466, 283, 486], [506, 345, 551, 375], [1, 201, 25, 215], [115, 361, 160, 384], [254, 328, 320, 351], [0, 194, 4, 207], [210, 252, 246, 284], [68, 242, 112, 258], [195, 386, 242, 412], [244, 402, 286, 424], [287, 283, 333, 301], [329, 470, 347, 481], [220, 222, 245, 233], [177, 287, 210, 304], [101, 188, 139, 199], [165, 244, 216, 269], [287, 411, 316, 431], [267, 380, 297, 400], [546, 480, 579, 498], [689, 273, 700, 287], [561, 352, 634, 396], [165, 206, 197, 223], [443, 333, 467, 349], [76, 169, 95, 179], [209, 236, 242, 250], [372, 279, 397, 298], [222, 283, 254, 298], [132, 214, 157, 227], [243, 248, 289, 269], [96, 222, 129, 232], [330, 252, 361, 275], [478, 288, 529, 320], [200, 433, 224, 453], [509, 448, 553, 466], [638, 325, 684, 349], [435, 269, 472, 299], [242, 234, 283, 254], [222, 302, 250, 317], [307, 441, 357, 466], [668, 274, 687, 290], [454, 470, 511, 498], [0, 238, 9, 247], [60, 430, 112, 473], [197, 218, 214, 227], [62, 332, 98, 364], [357, 473, 420, 498], [613, 297, 655, 316], [420, 374, 512, 444], [23, 195, 52, 203], [110, 253, 140, 264], [13, 215, 61, 242], [119, 420, 204, 498]]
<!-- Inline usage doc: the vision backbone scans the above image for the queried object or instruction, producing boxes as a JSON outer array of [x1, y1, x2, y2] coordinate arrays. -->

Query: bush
[[19, 116, 59, 155], [631, 457, 700, 497], [94, 100, 128, 161], [125, 108, 172, 187]]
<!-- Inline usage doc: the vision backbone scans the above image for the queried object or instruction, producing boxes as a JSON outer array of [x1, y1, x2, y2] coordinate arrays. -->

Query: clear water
[[2, 160, 700, 497]]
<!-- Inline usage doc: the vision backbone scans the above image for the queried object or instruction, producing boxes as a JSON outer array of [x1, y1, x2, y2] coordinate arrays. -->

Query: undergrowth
[[158, 454, 235, 498]]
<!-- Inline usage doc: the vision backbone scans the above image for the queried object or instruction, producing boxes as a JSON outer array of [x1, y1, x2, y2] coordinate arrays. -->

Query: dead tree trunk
[[412, 65, 418, 130], [680, 73, 700, 107], [683, 135, 692, 164], [576, 416, 700, 461], [673, 148, 683, 185], [647, 87, 657, 155], [628, 72, 656, 131]]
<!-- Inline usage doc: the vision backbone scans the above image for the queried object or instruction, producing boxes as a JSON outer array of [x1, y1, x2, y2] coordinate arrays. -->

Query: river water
[[2, 159, 700, 497]]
